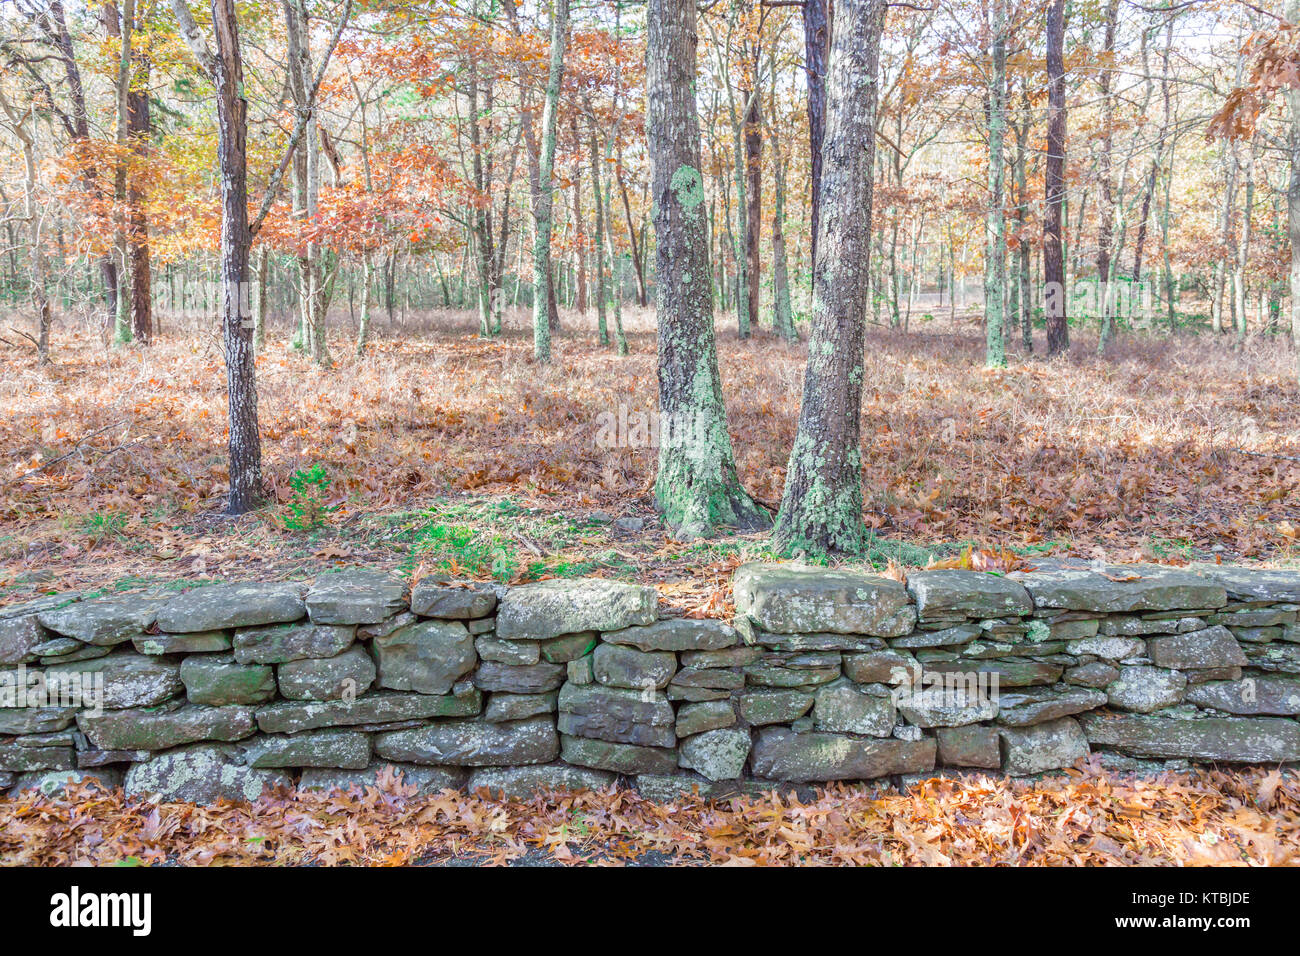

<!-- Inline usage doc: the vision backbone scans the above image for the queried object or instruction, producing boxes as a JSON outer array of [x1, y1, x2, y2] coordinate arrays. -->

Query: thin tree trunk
[[984, 0, 1008, 368], [647, 0, 767, 539], [531, 0, 569, 362], [774, 0, 883, 555], [1043, 0, 1069, 355]]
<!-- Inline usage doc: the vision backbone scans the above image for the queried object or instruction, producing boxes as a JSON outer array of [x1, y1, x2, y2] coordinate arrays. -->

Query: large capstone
[[495, 578, 657, 640], [372, 619, 475, 695], [155, 582, 307, 633], [906, 570, 1033, 620], [1013, 565, 1226, 613], [1080, 713, 1300, 762], [374, 716, 558, 766], [1190, 565, 1300, 603], [409, 580, 498, 619], [37, 594, 164, 646], [305, 570, 407, 625], [733, 563, 916, 636], [124, 744, 291, 803], [749, 727, 935, 782], [0, 612, 47, 664]]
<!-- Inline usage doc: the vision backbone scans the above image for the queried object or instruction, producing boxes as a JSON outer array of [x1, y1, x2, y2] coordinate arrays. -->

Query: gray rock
[[733, 563, 916, 636], [1080, 713, 1300, 762], [372, 619, 474, 694], [132, 631, 231, 655], [12, 767, 122, 797], [31, 637, 82, 657], [669, 667, 744, 690], [1100, 615, 1186, 636], [557, 681, 676, 747], [255, 686, 481, 733], [37, 594, 163, 645], [1209, 607, 1297, 628], [467, 764, 617, 799], [678, 728, 751, 781], [78, 749, 152, 768], [410, 580, 497, 619], [0, 593, 79, 620], [357, 612, 417, 641], [735, 688, 814, 725], [78, 704, 256, 750], [924, 659, 1062, 687], [743, 660, 841, 688], [603, 618, 737, 652], [1106, 666, 1187, 713], [1045, 618, 1101, 641], [567, 656, 594, 685], [124, 744, 291, 803], [907, 570, 1033, 620], [896, 685, 998, 728], [298, 762, 467, 795], [749, 727, 935, 782], [843, 649, 918, 684], [0, 707, 78, 735], [483, 691, 558, 722], [999, 717, 1089, 775], [474, 635, 540, 665], [539, 631, 599, 663], [243, 729, 371, 769], [155, 582, 306, 633], [39, 645, 110, 665], [559, 734, 677, 774], [180, 654, 276, 706], [277, 645, 376, 701], [592, 643, 676, 690], [1186, 677, 1300, 715], [46, 652, 183, 709], [0, 613, 47, 664], [745, 627, 885, 653], [997, 687, 1108, 726], [1147, 626, 1247, 669], [1065, 661, 1121, 688], [891, 622, 982, 648], [936, 725, 1000, 768], [305, 570, 407, 625], [813, 679, 895, 736], [673, 704, 734, 742], [666, 685, 730, 702], [1191, 565, 1300, 603], [0, 743, 74, 772], [495, 578, 657, 640], [1065, 636, 1145, 661], [680, 645, 763, 668], [233, 621, 354, 665], [1014, 565, 1226, 613], [376, 717, 559, 766], [473, 660, 566, 694]]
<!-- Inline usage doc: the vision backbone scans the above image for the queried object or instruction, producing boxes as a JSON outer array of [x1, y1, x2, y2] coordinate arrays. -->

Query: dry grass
[[3, 305, 1300, 599]]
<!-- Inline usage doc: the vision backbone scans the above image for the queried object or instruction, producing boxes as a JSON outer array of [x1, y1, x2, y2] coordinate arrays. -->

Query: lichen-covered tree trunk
[[773, 0, 883, 556], [356, 252, 374, 354], [128, 74, 152, 344], [647, 0, 768, 540], [769, 78, 796, 342], [588, 121, 610, 346], [744, 91, 762, 334], [531, 0, 569, 363], [803, 0, 831, 267], [1043, 0, 1069, 356], [984, 0, 1007, 368]]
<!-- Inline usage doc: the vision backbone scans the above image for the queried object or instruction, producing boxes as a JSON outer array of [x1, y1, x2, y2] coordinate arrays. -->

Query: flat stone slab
[[557, 682, 675, 748], [298, 762, 468, 796], [1012, 565, 1226, 613], [1185, 677, 1300, 716], [306, 570, 407, 625], [495, 578, 657, 640], [37, 594, 165, 645], [233, 622, 354, 665], [749, 727, 935, 782], [1080, 713, 1300, 762], [45, 652, 183, 709], [410, 580, 498, 620], [375, 716, 558, 766], [906, 570, 1033, 620], [78, 704, 256, 750], [243, 729, 372, 770], [733, 563, 915, 636], [155, 582, 307, 633], [1190, 564, 1300, 603], [559, 734, 677, 774], [603, 619, 736, 652], [996, 687, 1108, 727], [255, 687, 481, 734], [467, 763, 617, 799]]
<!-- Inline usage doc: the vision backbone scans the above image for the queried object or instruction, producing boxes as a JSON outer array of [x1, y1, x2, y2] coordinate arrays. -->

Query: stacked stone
[[3, 562, 1300, 802]]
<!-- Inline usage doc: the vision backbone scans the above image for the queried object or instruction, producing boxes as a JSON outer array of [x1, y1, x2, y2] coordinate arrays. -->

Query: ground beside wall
[[2, 559, 1298, 802]]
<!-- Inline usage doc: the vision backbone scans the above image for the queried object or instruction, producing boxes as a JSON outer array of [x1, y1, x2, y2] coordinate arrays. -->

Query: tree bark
[[530, 0, 569, 362], [984, 0, 1008, 367], [774, 0, 883, 555], [1043, 0, 1069, 355], [647, 0, 768, 539], [803, 0, 831, 267]]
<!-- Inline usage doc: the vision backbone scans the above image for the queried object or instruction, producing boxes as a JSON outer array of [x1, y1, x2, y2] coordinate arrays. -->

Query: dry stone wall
[[2, 561, 1300, 802]]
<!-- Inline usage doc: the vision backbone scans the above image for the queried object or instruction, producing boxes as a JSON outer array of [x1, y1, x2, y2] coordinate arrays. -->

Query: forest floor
[[1, 761, 1295, 865], [3, 306, 1300, 612]]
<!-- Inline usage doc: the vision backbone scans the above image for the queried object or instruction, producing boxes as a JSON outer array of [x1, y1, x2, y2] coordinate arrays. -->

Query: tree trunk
[[744, 90, 762, 332], [803, 0, 831, 267], [647, 0, 768, 539], [530, 0, 569, 362], [774, 0, 883, 555], [1095, 0, 1119, 354], [984, 0, 1008, 368], [769, 78, 796, 341], [128, 65, 152, 344], [1043, 0, 1069, 355]]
